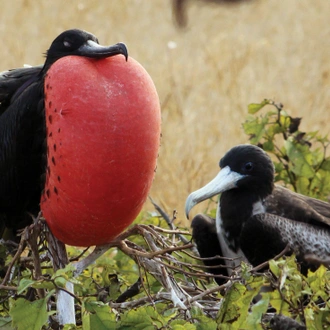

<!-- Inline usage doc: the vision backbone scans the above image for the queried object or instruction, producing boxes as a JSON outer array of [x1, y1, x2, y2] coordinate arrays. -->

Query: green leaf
[[63, 325, 80, 330], [54, 276, 67, 288], [321, 159, 330, 171], [31, 279, 55, 291], [81, 300, 90, 330], [0, 317, 13, 330], [84, 301, 116, 330], [304, 306, 330, 330], [262, 140, 274, 151], [248, 100, 270, 114], [217, 278, 263, 327], [307, 265, 329, 301], [269, 290, 290, 316], [190, 307, 217, 330], [245, 292, 270, 329], [119, 306, 165, 330], [9, 298, 49, 330], [17, 279, 35, 294], [53, 263, 76, 279], [242, 119, 266, 144], [285, 139, 315, 178], [170, 320, 197, 330]]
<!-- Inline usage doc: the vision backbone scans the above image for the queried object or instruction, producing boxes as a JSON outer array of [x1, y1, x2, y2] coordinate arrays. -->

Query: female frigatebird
[[185, 144, 330, 280], [0, 29, 161, 246]]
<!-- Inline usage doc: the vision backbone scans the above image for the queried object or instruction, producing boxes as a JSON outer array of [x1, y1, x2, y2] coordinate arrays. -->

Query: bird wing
[[191, 214, 231, 284], [264, 185, 330, 227], [0, 76, 45, 232], [0, 65, 43, 115], [241, 212, 330, 267]]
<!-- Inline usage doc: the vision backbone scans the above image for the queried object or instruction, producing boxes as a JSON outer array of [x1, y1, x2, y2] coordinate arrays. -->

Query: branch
[[1, 228, 28, 286], [250, 244, 291, 273], [149, 196, 192, 245]]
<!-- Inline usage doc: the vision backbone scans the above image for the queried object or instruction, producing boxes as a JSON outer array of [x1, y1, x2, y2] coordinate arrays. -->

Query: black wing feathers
[[0, 79, 46, 231]]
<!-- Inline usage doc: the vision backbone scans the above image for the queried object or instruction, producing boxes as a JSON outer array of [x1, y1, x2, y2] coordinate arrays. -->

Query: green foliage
[[243, 99, 330, 199], [9, 291, 54, 330], [1, 99, 330, 329], [217, 277, 265, 329]]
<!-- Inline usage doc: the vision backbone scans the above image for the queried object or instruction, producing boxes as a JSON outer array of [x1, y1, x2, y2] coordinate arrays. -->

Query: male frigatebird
[[185, 144, 330, 280], [0, 29, 161, 246]]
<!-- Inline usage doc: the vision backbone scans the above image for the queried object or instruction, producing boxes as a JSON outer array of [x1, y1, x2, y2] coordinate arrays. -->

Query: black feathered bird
[[185, 144, 330, 280], [190, 214, 230, 284], [0, 29, 128, 240]]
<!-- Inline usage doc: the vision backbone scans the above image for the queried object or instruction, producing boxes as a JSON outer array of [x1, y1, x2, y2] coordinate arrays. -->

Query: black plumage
[[185, 144, 330, 279], [0, 29, 128, 239], [191, 214, 229, 284]]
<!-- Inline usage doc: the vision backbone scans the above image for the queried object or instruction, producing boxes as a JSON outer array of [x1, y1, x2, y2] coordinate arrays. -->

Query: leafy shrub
[[1, 100, 329, 329]]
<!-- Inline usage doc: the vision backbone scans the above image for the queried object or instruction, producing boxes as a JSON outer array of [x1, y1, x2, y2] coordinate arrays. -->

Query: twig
[[149, 196, 191, 245], [250, 244, 291, 273], [184, 281, 231, 305], [110, 292, 183, 310], [1, 229, 28, 286], [155, 258, 231, 282], [0, 284, 18, 291], [149, 225, 190, 236], [26, 217, 45, 298], [69, 247, 90, 262]]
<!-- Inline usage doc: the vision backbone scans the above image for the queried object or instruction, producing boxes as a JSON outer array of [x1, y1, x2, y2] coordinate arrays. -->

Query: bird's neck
[[220, 189, 265, 251]]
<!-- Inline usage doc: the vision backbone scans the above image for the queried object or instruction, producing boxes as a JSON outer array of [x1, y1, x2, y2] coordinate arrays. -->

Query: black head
[[185, 144, 274, 218], [44, 29, 128, 70], [219, 144, 274, 197]]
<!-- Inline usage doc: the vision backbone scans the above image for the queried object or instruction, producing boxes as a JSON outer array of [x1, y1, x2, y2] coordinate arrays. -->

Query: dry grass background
[[1, 0, 330, 227]]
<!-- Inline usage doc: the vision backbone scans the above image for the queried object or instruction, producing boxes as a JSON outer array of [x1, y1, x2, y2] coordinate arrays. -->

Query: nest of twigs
[[0, 202, 309, 330]]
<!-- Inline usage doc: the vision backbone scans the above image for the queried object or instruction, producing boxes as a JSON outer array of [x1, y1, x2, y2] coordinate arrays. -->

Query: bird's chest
[[218, 192, 265, 251]]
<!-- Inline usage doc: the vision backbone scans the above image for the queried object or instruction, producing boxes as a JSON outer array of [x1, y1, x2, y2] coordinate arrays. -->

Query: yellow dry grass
[[1, 0, 330, 226]]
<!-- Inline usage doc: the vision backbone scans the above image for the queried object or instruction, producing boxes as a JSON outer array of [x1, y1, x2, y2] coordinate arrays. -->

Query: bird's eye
[[244, 162, 253, 171], [63, 40, 72, 48]]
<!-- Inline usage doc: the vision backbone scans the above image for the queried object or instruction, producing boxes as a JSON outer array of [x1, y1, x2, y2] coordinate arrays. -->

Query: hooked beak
[[185, 166, 245, 219], [78, 40, 128, 61]]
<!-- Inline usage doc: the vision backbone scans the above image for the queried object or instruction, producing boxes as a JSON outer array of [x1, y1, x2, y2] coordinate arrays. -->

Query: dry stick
[[73, 225, 148, 276], [164, 253, 229, 271], [108, 227, 295, 313], [72, 224, 215, 311], [135, 258, 155, 306], [1, 229, 27, 286], [109, 238, 193, 261], [140, 225, 193, 265], [27, 220, 45, 298], [187, 252, 239, 262], [105, 226, 193, 309], [155, 257, 231, 282], [149, 197, 192, 246], [149, 225, 190, 236], [110, 292, 178, 310], [184, 281, 232, 306], [137, 228, 203, 310], [250, 244, 291, 273], [0, 284, 17, 291], [69, 247, 90, 262]]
